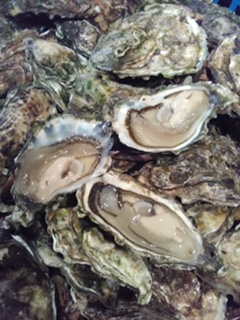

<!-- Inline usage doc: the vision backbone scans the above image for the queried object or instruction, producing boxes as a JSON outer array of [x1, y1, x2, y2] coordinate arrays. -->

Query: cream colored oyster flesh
[[112, 85, 212, 152], [12, 115, 112, 205], [77, 171, 204, 265]]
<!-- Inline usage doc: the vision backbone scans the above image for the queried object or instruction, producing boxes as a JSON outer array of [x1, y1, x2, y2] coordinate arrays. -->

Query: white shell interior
[[112, 85, 212, 152]]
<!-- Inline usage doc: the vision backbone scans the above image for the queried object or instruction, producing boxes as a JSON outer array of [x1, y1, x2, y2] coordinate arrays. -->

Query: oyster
[[68, 71, 148, 122], [46, 205, 152, 305], [0, 229, 56, 320], [91, 4, 208, 78], [12, 115, 112, 207], [77, 171, 204, 266], [25, 38, 84, 104], [152, 266, 227, 320], [137, 132, 240, 206], [0, 84, 57, 173], [208, 34, 240, 93], [0, 29, 37, 97], [5, 0, 142, 32], [56, 20, 101, 57], [112, 84, 212, 153]]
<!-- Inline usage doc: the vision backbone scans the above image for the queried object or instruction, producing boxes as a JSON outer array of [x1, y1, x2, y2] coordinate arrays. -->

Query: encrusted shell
[[12, 115, 113, 207], [90, 4, 208, 78], [77, 171, 204, 266], [112, 84, 212, 153]]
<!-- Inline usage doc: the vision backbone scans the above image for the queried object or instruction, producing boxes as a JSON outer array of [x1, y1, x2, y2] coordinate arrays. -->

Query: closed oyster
[[0, 29, 37, 97], [90, 4, 208, 78], [82, 227, 152, 305], [152, 267, 227, 320], [12, 115, 112, 207], [208, 34, 240, 93], [0, 229, 56, 320], [46, 205, 152, 305], [0, 84, 57, 173], [137, 132, 240, 206], [77, 171, 204, 266], [5, 0, 142, 32], [56, 20, 101, 57], [112, 84, 212, 153], [25, 39, 83, 104]]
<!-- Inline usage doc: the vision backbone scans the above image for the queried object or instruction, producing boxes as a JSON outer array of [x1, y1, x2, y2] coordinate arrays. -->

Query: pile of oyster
[[1, 0, 240, 318]]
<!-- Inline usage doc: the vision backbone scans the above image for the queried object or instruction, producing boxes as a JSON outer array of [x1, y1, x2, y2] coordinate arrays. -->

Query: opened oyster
[[12, 115, 112, 206], [77, 171, 203, 266], [112, 84, 212, 152]]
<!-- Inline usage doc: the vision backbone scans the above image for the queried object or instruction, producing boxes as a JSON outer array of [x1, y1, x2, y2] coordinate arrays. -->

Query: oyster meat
[[77, 171, 204, 266], [12, 115, 112, 206], [112, 84, 212, 153]]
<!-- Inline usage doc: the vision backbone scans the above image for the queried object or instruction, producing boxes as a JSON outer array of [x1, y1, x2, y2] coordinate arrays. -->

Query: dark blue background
[[213, 0, 240, 15]]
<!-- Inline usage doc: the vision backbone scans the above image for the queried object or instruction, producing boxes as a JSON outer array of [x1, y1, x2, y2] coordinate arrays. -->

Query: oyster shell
[[46, 205, 152, 305], [152, 266, 227, 320], [208, 34, 240, 93], [112, 84, 212, 153], [12, 115, 113, 207], [56, 20, 101, 57], [25, 38, 84, 104], [137, 132, 240, 206], [0, 229, 56, 320], [90, 4, 208, 78], [77, 171, 204, 266], [0, 84, 57, 173], [5, 0, 142, 32]]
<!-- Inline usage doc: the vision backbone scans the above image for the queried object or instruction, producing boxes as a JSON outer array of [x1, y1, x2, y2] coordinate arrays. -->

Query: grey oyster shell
[[77, 171, 204, 266], [0, 84, 57, 173], [208, 34, 240, 93], [0, 229, 56, 320], [90, 3, 208, 78], [136, 132, 240, 206], [46, 206, 152, 305], [56, 20, 101, 57], [12, 114, 112, 207]]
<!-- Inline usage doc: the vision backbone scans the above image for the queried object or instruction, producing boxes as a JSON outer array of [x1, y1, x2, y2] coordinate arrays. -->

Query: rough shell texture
[[136, 133, 240, 206], [0, 228, 56, 319], [91, 4, 208, 77], [5, 0, 143, 31], [0, 85, 57, 173]]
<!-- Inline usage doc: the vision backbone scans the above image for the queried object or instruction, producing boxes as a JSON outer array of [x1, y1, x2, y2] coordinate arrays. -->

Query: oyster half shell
[[112, 85, 212, 153], [77, 171, 204, 266], [12, 115, 112, 207]]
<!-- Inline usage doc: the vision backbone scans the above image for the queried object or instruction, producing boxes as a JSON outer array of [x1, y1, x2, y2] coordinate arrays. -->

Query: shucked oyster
[[12, 115, 112, 207], [91, 4, 208, 78], [77, 171, 204, 266], [112, 84, 212, 153]]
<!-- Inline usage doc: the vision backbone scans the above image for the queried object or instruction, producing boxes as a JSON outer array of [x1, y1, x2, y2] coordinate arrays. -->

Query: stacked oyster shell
[[1, 0, 240, 318]]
